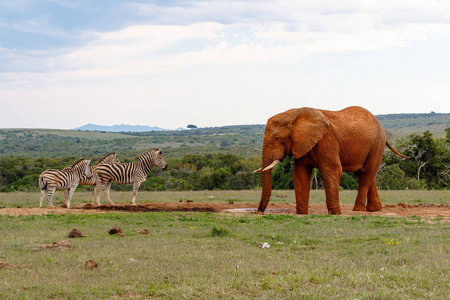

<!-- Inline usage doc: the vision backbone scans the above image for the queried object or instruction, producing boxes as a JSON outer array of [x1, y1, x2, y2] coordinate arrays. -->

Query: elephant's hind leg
[[353, 166, 382, 212], [366, 179, 382, 211]]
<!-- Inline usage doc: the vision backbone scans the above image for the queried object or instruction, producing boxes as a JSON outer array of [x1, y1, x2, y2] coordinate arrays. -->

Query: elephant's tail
[[386, 141, 408, 159]]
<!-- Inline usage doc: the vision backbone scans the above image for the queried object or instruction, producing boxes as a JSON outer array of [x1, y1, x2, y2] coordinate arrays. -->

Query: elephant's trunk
[[257, 157, 274, 212]]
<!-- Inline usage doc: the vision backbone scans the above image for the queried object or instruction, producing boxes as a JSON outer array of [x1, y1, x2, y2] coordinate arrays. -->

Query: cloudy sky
[[1, 0, 449, 130]]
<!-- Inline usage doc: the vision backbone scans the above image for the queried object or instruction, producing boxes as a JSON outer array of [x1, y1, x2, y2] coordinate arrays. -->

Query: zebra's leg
[[66, 186, 76, 208], [90, 185, 95, 204], [40, 189, 46, 208], [94, 177, 105, 206], [131, 181, 141, 206], [104, 181, 114, 205], [64, 189, 69, 207], [47, 186, 56, 207]]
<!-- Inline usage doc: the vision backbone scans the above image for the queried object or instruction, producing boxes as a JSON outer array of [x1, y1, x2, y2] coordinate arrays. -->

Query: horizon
[[1, 110, 448, 131]]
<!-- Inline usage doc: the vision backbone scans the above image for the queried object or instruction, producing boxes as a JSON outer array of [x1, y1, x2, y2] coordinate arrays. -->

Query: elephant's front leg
[[320, 165, 343, 215], [292, 161, 312, 214]]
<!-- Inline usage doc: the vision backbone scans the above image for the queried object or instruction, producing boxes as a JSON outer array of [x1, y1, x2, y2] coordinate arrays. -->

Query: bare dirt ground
[[1, 202, 449, 219]]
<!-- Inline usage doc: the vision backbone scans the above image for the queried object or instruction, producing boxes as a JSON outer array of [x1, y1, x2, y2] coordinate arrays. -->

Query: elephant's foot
[[295, 202, 309, 214], [296, 208, 309, 215], [326, 203, 341, 215], [366, 203, 382, 212], [352, 203, 367, 211]]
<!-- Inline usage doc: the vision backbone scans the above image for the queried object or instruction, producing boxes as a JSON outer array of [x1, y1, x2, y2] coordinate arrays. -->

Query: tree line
[[0, 129, 448, 193]]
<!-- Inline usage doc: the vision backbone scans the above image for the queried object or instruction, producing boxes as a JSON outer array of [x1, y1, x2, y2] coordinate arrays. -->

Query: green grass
[[1, 189, 448, 209], [1, 211, 449, 299]]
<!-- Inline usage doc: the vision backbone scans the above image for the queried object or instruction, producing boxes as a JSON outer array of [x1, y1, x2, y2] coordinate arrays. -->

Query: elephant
[[254, 106, 408, 215]]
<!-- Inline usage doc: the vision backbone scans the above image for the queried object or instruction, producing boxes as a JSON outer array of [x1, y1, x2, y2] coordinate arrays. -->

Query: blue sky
[[1, 0, 449, 129]]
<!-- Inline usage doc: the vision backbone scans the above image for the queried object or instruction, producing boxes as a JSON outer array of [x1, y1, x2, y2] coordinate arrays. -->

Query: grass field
[[1, 189, 449, 209], [1, 190, 449, 299]]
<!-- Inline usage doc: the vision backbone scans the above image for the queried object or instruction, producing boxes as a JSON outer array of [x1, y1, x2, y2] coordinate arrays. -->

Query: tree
[[392, 131, 450, 189], [187, 124, 197, 129]]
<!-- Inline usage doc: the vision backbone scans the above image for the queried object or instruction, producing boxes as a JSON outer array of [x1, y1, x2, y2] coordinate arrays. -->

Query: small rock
[[138, 228, 149, 234], [108, 226, 124, 237], [186, 200, 194, 203], [17, 205, 21, 208], [228, 200, 234, 204], [69, 229, 85, 238], [85, 260, 98, 270]]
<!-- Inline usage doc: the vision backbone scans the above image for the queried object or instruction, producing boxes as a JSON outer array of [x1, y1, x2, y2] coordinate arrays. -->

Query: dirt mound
[[1, 202, 449, 218], [0, 260, 32, 269], [32, 240, 74, 251]]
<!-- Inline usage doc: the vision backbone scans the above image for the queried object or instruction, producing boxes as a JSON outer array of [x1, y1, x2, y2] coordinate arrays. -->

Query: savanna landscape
[[1, 113, 449, 299]]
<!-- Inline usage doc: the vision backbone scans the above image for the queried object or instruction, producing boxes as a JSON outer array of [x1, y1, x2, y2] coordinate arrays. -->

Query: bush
[[377, 164, 407, 190], [340, 173, 358, 190], [210, 226, 230, 237]]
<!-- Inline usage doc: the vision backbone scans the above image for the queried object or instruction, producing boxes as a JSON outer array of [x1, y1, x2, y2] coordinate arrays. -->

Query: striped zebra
[[94, 148, 168, 206], [63, 153, 120, 204], [39, 158, 92, 208]]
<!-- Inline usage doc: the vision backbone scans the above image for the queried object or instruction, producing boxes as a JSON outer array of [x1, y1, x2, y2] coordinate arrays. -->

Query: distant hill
[[0, 113, 448, 159], [376, 112, 450, 128], [74, 124, 186, 132], [75, 113, 449, 133]]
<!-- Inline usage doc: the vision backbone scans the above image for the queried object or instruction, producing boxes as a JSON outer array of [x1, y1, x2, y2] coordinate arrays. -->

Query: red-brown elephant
[[254, 106, 407, 215]]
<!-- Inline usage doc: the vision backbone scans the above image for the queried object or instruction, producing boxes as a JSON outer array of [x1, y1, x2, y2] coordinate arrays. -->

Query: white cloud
[[2, 1, 450, 87]]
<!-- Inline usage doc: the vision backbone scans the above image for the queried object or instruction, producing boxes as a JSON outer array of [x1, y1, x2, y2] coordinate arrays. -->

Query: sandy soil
[[1, 202, 449, 219]]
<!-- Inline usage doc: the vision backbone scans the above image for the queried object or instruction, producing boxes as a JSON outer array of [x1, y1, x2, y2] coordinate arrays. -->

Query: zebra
[[94, 148, 168, 206], [39, 158, 92, 208], [63, 153, 120, 205]]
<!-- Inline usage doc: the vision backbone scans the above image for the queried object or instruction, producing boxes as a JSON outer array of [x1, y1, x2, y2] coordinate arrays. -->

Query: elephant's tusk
[[253, 167, 263, 173], [262, 160, 279, 172]]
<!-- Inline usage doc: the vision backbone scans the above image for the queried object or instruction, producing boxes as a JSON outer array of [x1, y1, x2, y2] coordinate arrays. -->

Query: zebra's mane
[[138, 148, 161, 162], [70, 158, 87, 168], [96, 153, 117, 165], [137, 148, 160, 162]]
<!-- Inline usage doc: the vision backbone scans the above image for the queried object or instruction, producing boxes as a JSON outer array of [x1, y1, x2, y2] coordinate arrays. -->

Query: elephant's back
[[320, 106, 383, 135], [319, 106, 386, 169]]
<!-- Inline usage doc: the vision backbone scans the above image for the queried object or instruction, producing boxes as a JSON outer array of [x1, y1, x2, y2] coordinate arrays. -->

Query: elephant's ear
[[291, 108, 330, 159]]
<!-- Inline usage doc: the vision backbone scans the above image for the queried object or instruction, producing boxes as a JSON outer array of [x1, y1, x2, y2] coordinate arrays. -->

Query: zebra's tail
[[38, 175, 47, 191]]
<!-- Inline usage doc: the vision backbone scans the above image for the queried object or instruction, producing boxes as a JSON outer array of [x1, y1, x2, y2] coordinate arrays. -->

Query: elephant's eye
[[275, 136, 279, 141]]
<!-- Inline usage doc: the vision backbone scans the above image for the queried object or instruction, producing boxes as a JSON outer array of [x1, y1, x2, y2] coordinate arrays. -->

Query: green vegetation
[[1, 190, 448, 209], [1, 210, 449, 299], [0, 114, 448, 192], [377, 112, 450, 129]]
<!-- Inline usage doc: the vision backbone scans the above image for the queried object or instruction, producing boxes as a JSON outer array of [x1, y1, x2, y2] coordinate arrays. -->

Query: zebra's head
[[70, 158, 92, 178], [138, 149, 168, 172], [83, 159, 92, 178], [154, 149, 168, 171]]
